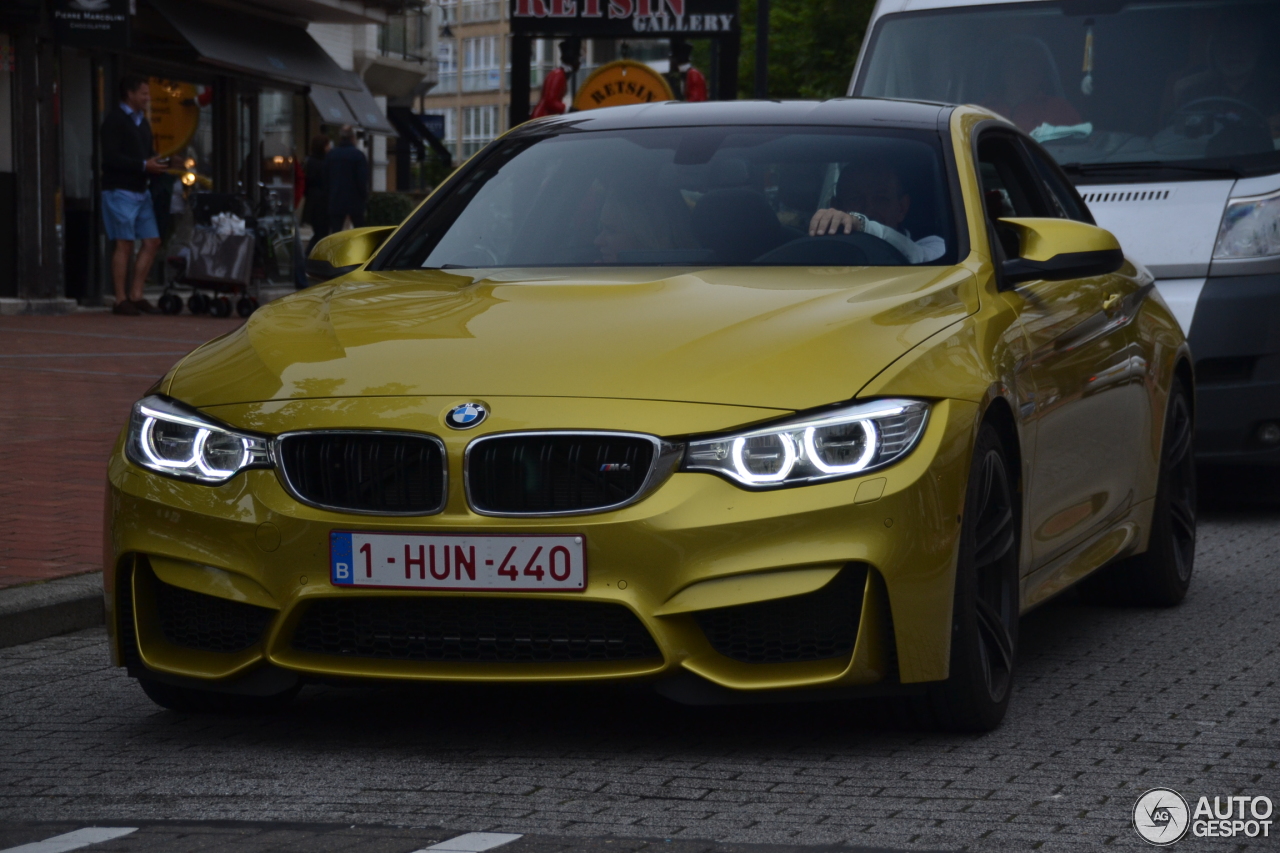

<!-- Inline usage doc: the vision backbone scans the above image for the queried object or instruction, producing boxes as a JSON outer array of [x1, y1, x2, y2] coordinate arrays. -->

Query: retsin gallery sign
[[510, 0, 739, 36]]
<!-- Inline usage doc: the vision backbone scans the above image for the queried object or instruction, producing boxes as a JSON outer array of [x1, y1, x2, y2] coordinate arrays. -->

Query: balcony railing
[[379, 9, 432, 63], [460, 0, 502, 23], [462, 69, 501, 92]]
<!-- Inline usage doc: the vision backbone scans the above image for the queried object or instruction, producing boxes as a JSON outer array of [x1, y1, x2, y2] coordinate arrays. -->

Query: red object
[[684, 66, 708, 102], [532, 67, 570, 118], [196, 86, 214, 108], [293, 158, 306, 209]]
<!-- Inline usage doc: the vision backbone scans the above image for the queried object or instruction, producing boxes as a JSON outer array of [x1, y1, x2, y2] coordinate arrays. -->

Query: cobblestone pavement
[[2, 500, 1277, 852], [0, 313, 241, 589]]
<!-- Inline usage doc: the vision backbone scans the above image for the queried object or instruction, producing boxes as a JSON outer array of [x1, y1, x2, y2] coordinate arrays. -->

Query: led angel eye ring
[[804, 420, 877, 475], [193, 431, 248, 480], [140, 416, 198, 470], [731, 433, 797, 483]]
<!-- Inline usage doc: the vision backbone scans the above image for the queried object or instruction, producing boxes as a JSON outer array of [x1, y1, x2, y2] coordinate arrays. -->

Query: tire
[[920, 422, 1021, 733], [187, 293, 208, 315], [235, 296, 256, 318], [210, 296, 233, 318], [137, 677, 299, 714], [158, 293, 183, 315], [1079, 376, 1196, 607]]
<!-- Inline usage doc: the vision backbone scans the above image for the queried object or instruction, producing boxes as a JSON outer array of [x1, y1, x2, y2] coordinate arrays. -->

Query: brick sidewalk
[[0, 313, 242, 590]]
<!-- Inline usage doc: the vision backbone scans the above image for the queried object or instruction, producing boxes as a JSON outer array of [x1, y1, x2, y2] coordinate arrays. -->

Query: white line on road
[[416, 832, 524, 853], [0, 827, 138, 853]]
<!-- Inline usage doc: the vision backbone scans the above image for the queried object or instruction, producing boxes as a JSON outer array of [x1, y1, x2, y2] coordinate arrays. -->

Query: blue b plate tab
[[330, 531, 355, 585]]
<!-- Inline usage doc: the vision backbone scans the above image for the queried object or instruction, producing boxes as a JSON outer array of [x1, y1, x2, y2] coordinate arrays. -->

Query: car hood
[[167, 265, 978, 412]]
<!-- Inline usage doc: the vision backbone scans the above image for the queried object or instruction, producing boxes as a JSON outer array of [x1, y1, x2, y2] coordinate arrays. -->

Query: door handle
[[1102, 292, 1122, 312]]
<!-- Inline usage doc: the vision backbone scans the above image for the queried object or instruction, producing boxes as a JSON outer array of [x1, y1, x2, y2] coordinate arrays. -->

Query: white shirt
[[855, 213, 947, 264]]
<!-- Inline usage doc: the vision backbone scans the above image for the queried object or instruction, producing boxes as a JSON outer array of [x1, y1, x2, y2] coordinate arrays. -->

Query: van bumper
[[1189, 274, 1280, 464]]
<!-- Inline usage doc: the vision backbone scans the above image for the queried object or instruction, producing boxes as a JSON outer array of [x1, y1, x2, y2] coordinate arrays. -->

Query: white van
[[851, 0, 1280, 466]]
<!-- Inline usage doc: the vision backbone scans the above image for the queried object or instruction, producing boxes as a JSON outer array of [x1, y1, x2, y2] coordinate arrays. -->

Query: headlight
[[682, 399, 929, 489], [126, 395, 271, 484], [1214, 188, 1280, 259]]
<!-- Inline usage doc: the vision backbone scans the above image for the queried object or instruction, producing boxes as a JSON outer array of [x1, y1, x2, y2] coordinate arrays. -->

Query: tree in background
[[736, 0, 877, 100]]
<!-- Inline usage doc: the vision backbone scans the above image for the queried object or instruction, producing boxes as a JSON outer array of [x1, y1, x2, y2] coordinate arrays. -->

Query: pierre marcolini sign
[[53, 0, 130, 49]]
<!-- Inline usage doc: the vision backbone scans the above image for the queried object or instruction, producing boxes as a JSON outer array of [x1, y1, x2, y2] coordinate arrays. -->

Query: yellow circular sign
[[147, 77, 201, 159], [572, 60, 674, 112]]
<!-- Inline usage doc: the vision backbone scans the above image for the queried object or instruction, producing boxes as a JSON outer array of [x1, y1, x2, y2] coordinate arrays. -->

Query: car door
[[980, 130, 1148, 572]]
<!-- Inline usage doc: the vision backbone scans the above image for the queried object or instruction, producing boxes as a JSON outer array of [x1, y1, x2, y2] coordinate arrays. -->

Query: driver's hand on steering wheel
[[809, 208, 865, 237]]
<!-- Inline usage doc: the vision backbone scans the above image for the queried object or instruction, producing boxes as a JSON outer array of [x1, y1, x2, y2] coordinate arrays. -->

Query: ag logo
[[1134, 788, 1190, 846], [444, 402, 487, 430]]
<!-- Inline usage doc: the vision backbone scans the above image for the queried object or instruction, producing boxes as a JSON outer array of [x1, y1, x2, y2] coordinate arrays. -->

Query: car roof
[[513, 98, 951, 135]]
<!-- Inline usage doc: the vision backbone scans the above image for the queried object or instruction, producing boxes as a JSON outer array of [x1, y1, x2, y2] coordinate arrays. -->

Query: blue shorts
[[102, 189, 160, 241]]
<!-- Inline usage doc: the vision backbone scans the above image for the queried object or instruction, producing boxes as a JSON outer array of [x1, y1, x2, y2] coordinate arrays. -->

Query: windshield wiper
[[1060, 161, 1241, 178]]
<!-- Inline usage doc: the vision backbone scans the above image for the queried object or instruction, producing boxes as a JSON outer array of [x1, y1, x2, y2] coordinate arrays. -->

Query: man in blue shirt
[[100, 75, 169, 315]]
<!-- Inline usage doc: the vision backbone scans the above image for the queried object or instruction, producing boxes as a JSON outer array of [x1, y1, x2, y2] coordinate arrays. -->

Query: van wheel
[[1080, 376, 1195, 607], [137, 677, 299, 714], [921, 422, 1020, 733]]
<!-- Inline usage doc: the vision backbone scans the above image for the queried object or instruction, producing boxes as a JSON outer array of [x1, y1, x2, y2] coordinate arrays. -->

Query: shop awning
[[339, 78, 397, 135], [150, 0, 358, 91], [309, 86, 359, 126]]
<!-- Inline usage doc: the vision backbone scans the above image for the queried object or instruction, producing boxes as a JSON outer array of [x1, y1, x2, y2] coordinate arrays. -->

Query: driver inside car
[[808, 161, 947, 264]]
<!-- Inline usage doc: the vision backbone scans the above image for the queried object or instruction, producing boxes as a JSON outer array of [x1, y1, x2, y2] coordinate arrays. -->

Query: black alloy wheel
[[1080, 376, 1196, 606], [922, 422, 1021, 732]]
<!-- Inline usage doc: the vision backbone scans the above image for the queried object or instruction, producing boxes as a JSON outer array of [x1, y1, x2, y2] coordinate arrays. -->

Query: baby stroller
[[159, 193, 262, 318]]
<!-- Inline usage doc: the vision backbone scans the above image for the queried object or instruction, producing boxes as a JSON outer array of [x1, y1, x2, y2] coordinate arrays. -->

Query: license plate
[[329, 531, 586, 591]]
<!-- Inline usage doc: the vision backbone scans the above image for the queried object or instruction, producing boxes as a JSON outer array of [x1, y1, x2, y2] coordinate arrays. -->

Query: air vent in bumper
[[292, 596, 661, 663]]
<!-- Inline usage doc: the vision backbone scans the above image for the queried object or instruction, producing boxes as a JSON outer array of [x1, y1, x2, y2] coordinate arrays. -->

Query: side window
[[976, 133, 1050, 258], [1022, 139, 1092, 223]]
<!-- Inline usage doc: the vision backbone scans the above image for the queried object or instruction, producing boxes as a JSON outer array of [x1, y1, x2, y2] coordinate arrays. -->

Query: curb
[[0, 572, 104, 649]]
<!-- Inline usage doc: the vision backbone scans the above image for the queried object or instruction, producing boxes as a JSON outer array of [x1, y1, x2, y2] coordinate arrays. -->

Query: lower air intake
[[695, 565, 867, 664], [154, 576, 276, 653], [292, 597, 661, 663]]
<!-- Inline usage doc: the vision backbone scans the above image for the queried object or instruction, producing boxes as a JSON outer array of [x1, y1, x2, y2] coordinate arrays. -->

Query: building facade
[[0, 0, 434, 312]]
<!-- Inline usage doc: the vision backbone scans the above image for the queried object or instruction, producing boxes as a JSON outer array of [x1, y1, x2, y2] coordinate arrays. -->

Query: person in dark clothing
[[324, 126, 369, 235], [101, 75, 169, 315], [303, 134, 332, 252]]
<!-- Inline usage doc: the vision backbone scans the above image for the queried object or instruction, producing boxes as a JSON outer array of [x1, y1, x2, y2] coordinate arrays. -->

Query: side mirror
[[998, 217, 1125, 286], [305, 226, 397, 284]]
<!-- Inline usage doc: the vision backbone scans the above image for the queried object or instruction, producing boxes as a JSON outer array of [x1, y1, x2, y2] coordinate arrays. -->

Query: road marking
[[0, 827, 137, 853], [416, 832, 523, 853]]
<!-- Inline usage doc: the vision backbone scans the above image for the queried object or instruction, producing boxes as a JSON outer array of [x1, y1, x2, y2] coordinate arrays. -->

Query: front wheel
[[920, 422, 1021, 732]]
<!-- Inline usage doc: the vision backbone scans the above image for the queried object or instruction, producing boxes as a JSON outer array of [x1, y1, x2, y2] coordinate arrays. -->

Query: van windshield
[[377, 126, 959, 270], [854, 0, 1280, 179]]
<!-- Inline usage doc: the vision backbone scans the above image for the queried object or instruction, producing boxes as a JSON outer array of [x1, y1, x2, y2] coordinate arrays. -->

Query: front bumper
[[1189, 274, 1280, 464], [105, 395, 977, 696]]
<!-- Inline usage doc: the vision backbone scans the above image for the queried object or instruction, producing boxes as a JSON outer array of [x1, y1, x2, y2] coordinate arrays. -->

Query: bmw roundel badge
[[445, 402, 488, 430]]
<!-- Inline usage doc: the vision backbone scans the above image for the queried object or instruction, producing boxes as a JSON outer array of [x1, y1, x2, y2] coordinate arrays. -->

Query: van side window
[[1022, 140, 1092, 223], [976, 133, 1050, 258]]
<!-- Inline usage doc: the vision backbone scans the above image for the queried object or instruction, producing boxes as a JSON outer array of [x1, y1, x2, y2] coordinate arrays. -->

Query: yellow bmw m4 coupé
[[105, 100, 1195, 730]]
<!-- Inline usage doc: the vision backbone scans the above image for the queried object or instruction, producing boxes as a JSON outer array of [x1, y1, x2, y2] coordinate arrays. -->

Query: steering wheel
[[1168, 96, 1271, 139], [752, 231, 910, 266]]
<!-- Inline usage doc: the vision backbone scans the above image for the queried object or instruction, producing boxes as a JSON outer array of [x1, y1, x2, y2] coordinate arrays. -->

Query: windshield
[[854, 0, 1280, 178], [378, 126, 959, 269]]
